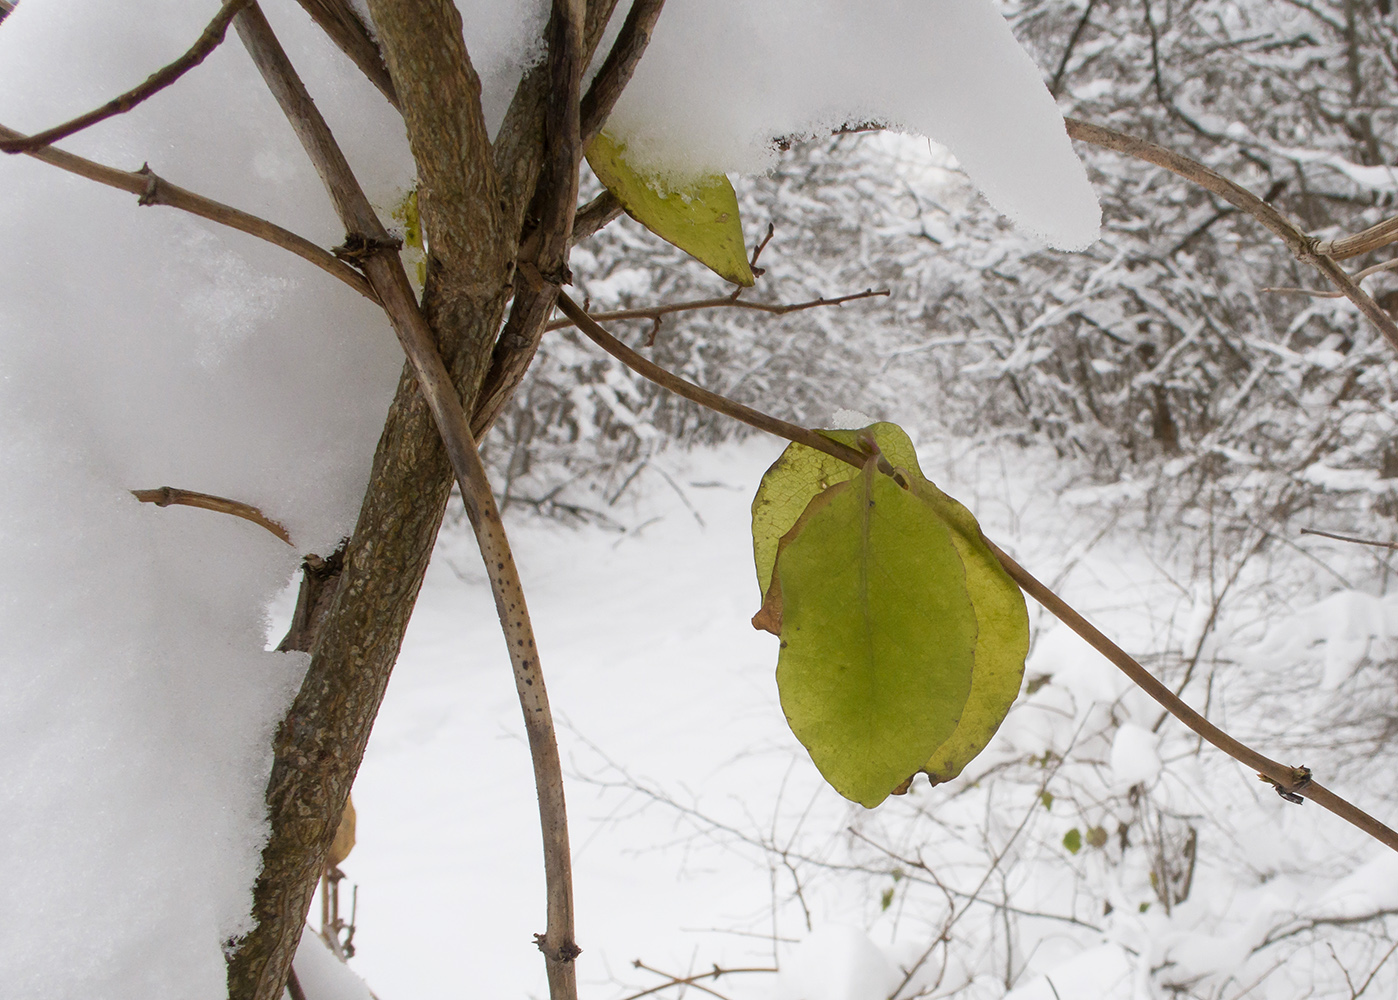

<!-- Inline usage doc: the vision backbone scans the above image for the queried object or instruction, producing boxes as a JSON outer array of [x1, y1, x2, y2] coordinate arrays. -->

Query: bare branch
[[571, 188, 624, 243], [0, 123, 374, 299], [1317, 215, 1398, 261], [1262, 257, 1398, 298], [1300, 527, 1398, 551], [470, 0, 587, 444], [545, 287, 890, 332], [568, 297, 1398, 857], [619, 964, 777, 1000], [290, 0, 398, 108], [229, 10, 578, 1000], [579, 0, 665, 149], [1065, 117, 1398, 353], [558, 290, 867, 468], [0, 0, 252, 155], [130, 487, 292, 545]]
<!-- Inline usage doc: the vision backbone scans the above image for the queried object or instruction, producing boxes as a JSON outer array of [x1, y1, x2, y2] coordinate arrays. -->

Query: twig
[[1065, 118, 1398, 353], [1317, 215, 1398, 261], [620, 963, 777, 1000], [0, 0, 253, 154], [130, 487, 292, 545], [545, 288, 888, 331], [290, 0, 398, 108], [1300, 527, 1398, 551], [0, 124, 374, 299], [570, 303, 1398, 857], [230, 8, 578, 1000], [285, 968, 308, 1000], [630, 960, 743, 1000], [1262, 257, 1398, 298], [571, 189, 624, 244], [579, 0, 665, 149], [557, 290, 867, 468]]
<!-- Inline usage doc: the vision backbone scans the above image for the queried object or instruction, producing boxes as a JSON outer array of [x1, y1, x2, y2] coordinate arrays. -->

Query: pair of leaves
[[751, 423, 1029, 808], [585, 131, 754, 287]]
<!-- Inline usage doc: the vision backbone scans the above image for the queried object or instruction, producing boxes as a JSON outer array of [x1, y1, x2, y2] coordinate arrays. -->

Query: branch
[[569, 299, 1398, 857], [571, 189, 624, 244], [470, 0, 587, 442], [579, 0, 665, 149], [557, 291, 866, 468], [1065, 118, 1398, 352], [130, 487, 292, 545], [1300, 527, 1398, 551], [1316, 215, 1398, 261], [0, 124, 374, 299], [229, 9, 578, 1000], [290, 0, 398, 108], [544, 287, 890, 333], [620, 964, 777, 1000], [1262, 257, 1398, 298], [0, 0, 253, 154]]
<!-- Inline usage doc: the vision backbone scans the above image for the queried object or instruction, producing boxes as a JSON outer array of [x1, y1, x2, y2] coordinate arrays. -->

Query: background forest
[[7, 0, 1398, 998], [452, 1, 1398, 998]]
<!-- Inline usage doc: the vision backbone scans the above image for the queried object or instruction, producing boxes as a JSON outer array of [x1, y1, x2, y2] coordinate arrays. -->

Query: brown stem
[[1064, 117, 1398, 353], [1316, 214, 1398, 260], [620, 965, 778, 1000], [230, 8, 578, 999], [0, 124, 374, 299], [470, 0, 587, 447], [571, 302, 1398, 856], [0, 0, 253, 154], [545, 287, 889, 332], [290, 0, 398, 108], [557, 290, 866, 468], [579, 0, 666, 149], [1300, 527, 1398, 550], [571, 189, 624, 243], [130, 487, 292, 545]]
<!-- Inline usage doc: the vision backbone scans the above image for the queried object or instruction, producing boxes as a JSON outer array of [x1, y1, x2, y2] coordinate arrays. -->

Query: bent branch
[[130, 486, 292, 545], [0, 123, 374, 298], [569, 297, 1398, 856], [0, 0, 253, 154]]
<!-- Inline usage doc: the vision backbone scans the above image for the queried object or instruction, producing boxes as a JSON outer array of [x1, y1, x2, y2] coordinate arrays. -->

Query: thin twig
[[571, 304, 1398, 857], [1300, 527, 1398, 551], [558, 290, 866, 468], [545, 288, 888, 331], [571, 189, 624, 244], [0, 0, 253, 154], [1317, 215, 1398, 261], [0, 124, 374, 299], [130, 487, 292, 545], [1262, 257, 1398, 298], [630, 961, 743, 1000], [1065, 118, 1398, 352], [620, 963, 777, 1000], [579, 0, 665, 149], [230, 8, 578, 1000]]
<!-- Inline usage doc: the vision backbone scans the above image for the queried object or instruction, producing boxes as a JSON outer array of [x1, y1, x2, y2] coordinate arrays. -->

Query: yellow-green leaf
[[908, 478, 1029, 785], [585, 131, 754, 287], [773, 461, 976, 808], [751, 422, 921, 597]]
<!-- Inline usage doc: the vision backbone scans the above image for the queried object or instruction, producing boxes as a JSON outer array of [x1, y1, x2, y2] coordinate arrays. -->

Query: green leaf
[[1063, 828, 1083, 855], [1085, 825, 1108, 849], [751, 422, 922, 597], [585, 131, 754, 287], [908, 479, 1029, 785], [1040, 791, 1054, 810], [772, 461, 977, 808], [880, 887, 895, 912]]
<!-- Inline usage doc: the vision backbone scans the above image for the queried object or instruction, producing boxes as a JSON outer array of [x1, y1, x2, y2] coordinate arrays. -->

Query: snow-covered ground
[[307, 435, 1398, 1000]]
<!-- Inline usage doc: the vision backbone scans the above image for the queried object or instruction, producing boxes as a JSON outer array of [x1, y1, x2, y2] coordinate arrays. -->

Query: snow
[[1109, 724, 1163, 790], [601, 0, 1101, 250]]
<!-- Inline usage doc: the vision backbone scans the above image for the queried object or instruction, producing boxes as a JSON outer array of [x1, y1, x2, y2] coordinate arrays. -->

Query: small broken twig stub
[[130, 487, 292, 545]]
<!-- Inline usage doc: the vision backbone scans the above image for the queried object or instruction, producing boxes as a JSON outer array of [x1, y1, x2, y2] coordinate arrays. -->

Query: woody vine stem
[[557, 290, 1398, 855]]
